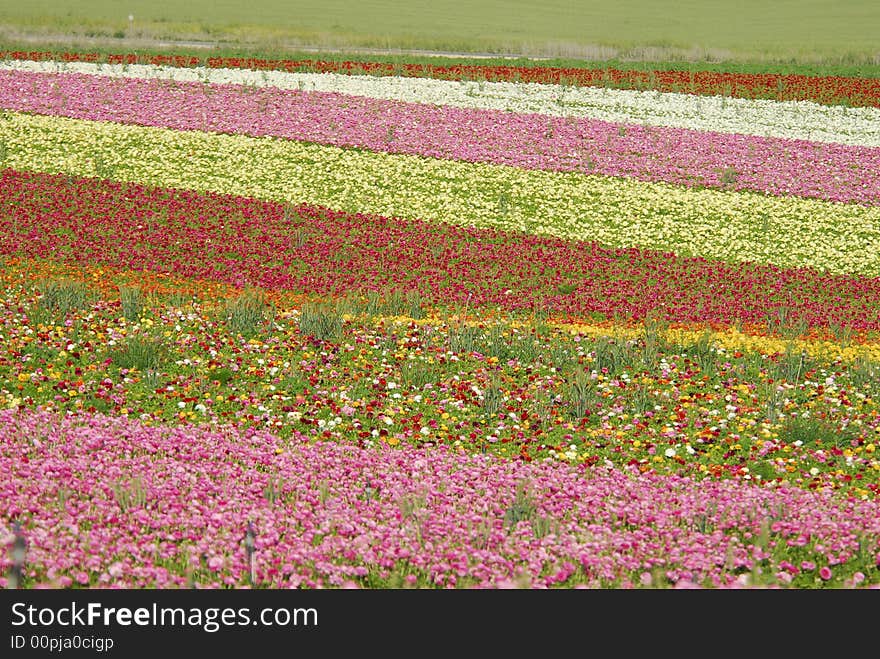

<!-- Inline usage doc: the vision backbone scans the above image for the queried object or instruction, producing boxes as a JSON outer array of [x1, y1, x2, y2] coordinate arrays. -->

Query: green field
[[1, 0, 879, 64]]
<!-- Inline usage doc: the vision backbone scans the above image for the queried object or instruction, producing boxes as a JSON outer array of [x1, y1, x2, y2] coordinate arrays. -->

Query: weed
[[481, 377, 504, 418], [110, 334, 163, 371], [211, 367, 235, 385], [36, 278, 93, 320], [503, 481, 552, 537], [400, 360, 438, 390], [112, 477, 147, 512], [224, 289, 271, 337], [447, 324, 481, 354], [777, 415, 858, 449], [119, 285, 145, 322], [850, 356, 880, 389], [299, 301, 343, 342], [564, 370, 596, 420], [719, 166, 740, 187]]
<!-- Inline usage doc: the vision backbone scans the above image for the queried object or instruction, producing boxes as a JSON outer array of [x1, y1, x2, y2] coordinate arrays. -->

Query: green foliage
[[299, 301, 343, 342], [263, 477, 293, 504], [447, 324, 481, 354], [849, 356, 880, 389], [480, 377, 504, 418], [223, 289, 272, 337], [35, 278, 94, 321], [502, 481, 554, 538], [211, 367, 235, 385], [118, 285, 145, 322], [777, 415, 860, 449], [765, 307, 809, 340], [719, 166, 740, 187], [400, 360, 439, 390], [110, 334, 163, 371], [112, 477, 147, 512], [564, 369, 597, 420]]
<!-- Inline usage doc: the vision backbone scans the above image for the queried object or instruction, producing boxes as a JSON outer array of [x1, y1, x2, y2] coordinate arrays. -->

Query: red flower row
[[2, 168, 879, 338], [2, 50, 877, 108]]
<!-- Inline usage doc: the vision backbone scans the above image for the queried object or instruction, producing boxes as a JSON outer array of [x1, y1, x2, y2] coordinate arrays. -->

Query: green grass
[[5, 38, 879, 79], [1, 0, 879, 66]]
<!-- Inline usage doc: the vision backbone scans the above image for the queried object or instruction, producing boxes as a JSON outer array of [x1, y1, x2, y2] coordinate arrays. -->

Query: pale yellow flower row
[[3, 112, 879, 277]]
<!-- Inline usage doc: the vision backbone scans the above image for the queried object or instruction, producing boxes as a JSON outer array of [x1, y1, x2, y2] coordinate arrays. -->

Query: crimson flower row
[[2, 169, 878, 336]]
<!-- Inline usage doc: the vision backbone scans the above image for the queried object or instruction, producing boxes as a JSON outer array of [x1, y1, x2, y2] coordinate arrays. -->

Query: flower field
[[1, 51, 879, 589]]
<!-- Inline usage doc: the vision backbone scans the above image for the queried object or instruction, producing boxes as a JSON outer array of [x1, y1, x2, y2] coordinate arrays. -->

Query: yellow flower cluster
[[2, 112, 878, 277]]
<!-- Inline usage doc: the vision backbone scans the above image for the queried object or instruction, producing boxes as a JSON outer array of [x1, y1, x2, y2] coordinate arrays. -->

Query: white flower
[[7, 59, 878, 146]]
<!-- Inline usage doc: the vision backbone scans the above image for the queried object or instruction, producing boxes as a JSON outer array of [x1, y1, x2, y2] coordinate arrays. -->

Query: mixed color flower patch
[[1, 52, 879, 588]]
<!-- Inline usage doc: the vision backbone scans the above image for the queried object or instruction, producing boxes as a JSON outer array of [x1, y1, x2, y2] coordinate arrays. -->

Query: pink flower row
[[2, 408, 878, 588], [2, 69, 878, 205]]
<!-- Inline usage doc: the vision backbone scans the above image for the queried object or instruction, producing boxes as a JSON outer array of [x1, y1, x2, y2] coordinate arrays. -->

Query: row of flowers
[[3, 51, 878, 589], [2, 68, 877, 205], [2, 408, 879, 589], [4, 50, 879, 108], [4, 250, 880, 367], [3, 408, 878, 589], [4, 60, 879, 147], [3, 112, 879, 277], [2, 170, 879, 338], [1, 259, 878, 497]]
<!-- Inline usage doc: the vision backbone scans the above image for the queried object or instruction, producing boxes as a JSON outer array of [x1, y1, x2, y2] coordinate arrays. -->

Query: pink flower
[[819, 566, 832, 581], [844, 572, 866, 588], [775, 571, 793, 584]]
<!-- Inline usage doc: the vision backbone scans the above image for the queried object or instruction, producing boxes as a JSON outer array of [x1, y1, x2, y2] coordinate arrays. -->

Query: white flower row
[[3, 59, 879, 147]]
